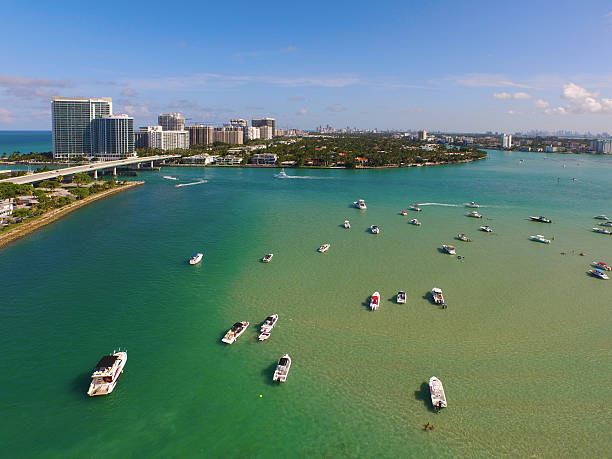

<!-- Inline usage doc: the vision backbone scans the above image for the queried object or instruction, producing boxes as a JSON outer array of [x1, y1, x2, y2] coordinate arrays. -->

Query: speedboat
[[599, 222, 612, 227], [274, 168, 289, 178], [465, 201, 480, 208], [397, 291, 406, 304], [409, 218, 421, 226], [592, 262, 611, 271], [370, 225, 380, 234], [466, 211, 482, 218], [400, 210, 408, 216], [318, 243, 331, 253], [409, 203, 422, 212], [594, 215, 609, 220], [589, 269, 609, 280], [189, 253, 203, 265], [529, 234, 551, 244], [442, 244, 456, 255], [344, 220, 351, 229], [260, 314, 279, 333], [479, 226, 492, 232], [272, 354, 292, 382], [221, 321, 249, 344], [429, 376, 447, 412], [370, 291, 380, 310], [530, 216, 552, 223], [87, 351, 127, 396], [258, 331, 271, 341], [354, 199, 367, 210], [431, 287, 445, 305], [457, 233, 472, 242], [262, 253, 274, 263], [593, 227, 611, 234]]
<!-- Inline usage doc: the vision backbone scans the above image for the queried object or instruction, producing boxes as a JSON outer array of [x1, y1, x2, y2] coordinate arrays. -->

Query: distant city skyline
[[1, 0, 612, 132]]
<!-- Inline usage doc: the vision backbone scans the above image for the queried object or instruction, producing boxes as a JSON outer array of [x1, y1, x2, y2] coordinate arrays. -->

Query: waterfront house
[[0, 198, 14, 217]]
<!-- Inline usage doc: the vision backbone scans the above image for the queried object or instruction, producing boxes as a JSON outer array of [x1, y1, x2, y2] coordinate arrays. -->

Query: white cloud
[[296, 108, 308, 116], [493, 92, 512, 99], [561, 82, 612, 114], [544, 106, 567, 115], [449, 73, 533, 89], [534, 99, 550, 108], [494, 91, 531, 100], [0, 108, 15, 123], [327, 104, 346, 112], [513, 92, 532, 99], [506, 110, 522, 115], [121, 88, 137, 97]]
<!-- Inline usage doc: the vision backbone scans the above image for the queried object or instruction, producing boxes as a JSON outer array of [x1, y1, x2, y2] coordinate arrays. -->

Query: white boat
[[589, 269, 610, 280], [87, 351, 127, 397], [429, 376, 447, 412], [370, 225, 380, 234], [599, 222, 612, 227], [260, 314, 278, 333], [221, 321, 249, 344], [162, 175, 177, 180], [318, 243, 331, 253], [594, 215, 609, 220], [189, 253, 203, 265], [400, 210, 408, 216], [272, 354, 292, 382], [354, 199, 367, 210], [344, 220, 351, 229], [593, 227, 611, 234], [409, 218, 421, 226], [397, 291, 406, 304], [258, 331, 271, 341], [457, 233, 472, 242], [466, 211, 483, 218], [592, 262, 611, 271], [409, 203, 422, 212], [442, 244, 456, 255], [274, 168, 289, 179], [465, 201, 480, 208], [529, 234, 551, 244], [431, 287, 445, 305], [262, 253, 274, 263], [479, 226, 492, 232], [370, 291, 380, 310], [529, 216, 552, 223]]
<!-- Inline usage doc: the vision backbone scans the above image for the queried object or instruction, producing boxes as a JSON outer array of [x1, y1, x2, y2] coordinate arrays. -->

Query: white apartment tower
[[158, 113, 185, 131], [501, 134, 512, 149]]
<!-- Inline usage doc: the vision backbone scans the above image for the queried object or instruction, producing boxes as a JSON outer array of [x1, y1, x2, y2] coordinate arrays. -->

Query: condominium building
[[500, 134, 512, 149], [90, 115, 135, 160], [251, 153, 277, 165], [213, 127, 244, 145], [252, 118, 276, 136], [188, 125, 214, 146], [158, 113, 185, 131], [590, 139, 612, 154], [216, 155, 243, 165], [0, 198, 13, 218], [135, 126, 189, 150], [51, 97, 112, 160], [245, 126, 260, 140], [259, 126, 273, 140], [417, 130, 428, 141], [229, 119, 248, 128]]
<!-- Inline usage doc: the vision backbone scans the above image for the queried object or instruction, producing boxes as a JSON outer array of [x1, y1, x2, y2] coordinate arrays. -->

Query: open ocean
[[0, 130, 52, 156], [1, 137, 611, 457]]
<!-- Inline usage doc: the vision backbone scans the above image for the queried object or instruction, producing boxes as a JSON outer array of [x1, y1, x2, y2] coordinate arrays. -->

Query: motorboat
[[400, 210, 408, 216], [189, 253, 203, 265], [592, 262, 611, 271], [530, 216, 552, 223], [370, 291, 380, 310], [272, 354, 292, 382], [588, 269, 610, 280], [529, 234, 551, 244], [221, 321, 249, 344], [594, 215, 609, 220], [258, 331, 271, 341], [318, 243, 331, 253], [593, 227, 611, 234], [344, 220, 351, 229], [409, 203, 422, 212], [479, 226, 492, 232], [409, 218, 421, 226], [262, 253, 274, 263], [87, 351, 127, 397], [442, 244, 456, 255], [397, 291, 406, 304], [429, 376, 447, 412], [370, 225, 380, 234], [464, 201, 480, 208], [431, 287, 445, 305], [466, 211, 482, 218], [274, 168, 289, 179], [457, 233, 472, 242], [260, 314, 279, 333], [354, 199, 367, 210], [599, 222, 612, 227]]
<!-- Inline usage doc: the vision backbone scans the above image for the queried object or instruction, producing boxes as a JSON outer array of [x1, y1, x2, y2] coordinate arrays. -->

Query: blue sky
[[1, 0, 612, 132]]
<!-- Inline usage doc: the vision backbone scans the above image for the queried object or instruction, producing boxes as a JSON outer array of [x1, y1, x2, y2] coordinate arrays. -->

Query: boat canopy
[[95, 355, 118, 369], [279, 357, 289, 365], [595, 269, 606, 274]]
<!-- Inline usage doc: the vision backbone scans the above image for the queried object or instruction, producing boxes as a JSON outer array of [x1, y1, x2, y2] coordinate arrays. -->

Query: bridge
[[0, 155, 180, 185]]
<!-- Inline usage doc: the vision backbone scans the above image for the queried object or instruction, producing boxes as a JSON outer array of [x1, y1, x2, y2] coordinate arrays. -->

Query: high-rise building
[[590, 139, 612, 154], [158, 113, 185, 131], [252, 118, 276, 136], [229, 119, 248, 128], [51, 97, 112, 160], [245, 126, 260, 140], [501, 134, 512, 149], [417, 130, 428, 141], [135, 126, 189, 150], [214, 127, 243, 144], [259, 126, 273, 140], [90, 115, 135, 160], [188, 125, 214, 146]]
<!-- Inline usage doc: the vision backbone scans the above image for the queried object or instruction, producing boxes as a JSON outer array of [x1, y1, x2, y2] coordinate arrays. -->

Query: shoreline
[[0, 181, 144, 251]]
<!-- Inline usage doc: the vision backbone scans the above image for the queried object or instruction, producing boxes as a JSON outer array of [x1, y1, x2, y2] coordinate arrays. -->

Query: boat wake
[[274, 168, 326, 179], [163, 175, 178, 180], [175, 179, 208, 188], [418, 202, 461, 207]]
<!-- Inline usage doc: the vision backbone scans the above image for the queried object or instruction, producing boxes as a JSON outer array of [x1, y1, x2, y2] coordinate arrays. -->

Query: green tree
[[73, 173, 92, 187]]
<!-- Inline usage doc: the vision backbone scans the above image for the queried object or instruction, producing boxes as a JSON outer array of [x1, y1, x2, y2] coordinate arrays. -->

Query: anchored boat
[[466, 210, 483, 218], [272, 354, 292, 382], [530, 216, 552, 223], [479, 226, 492, 232], [262, 253, 274, 263], [370, 225, 380, 234], [189, 253, 203, 265], [409, 203, 422, 212], [457, 233, 472, 242], [344, 220, 351, 229], [318, 243, 331, 253], [593, 227, 611, 234], [397, 291, 406, 304], [431, 287, 445, 305], [409, 218, 421, 226], [529, 234, 551, 244], [87, 351, 127, 397], [588, 269, 609, 280], [592, 262, 611, 271], [465, 201, 480, 208], [370, 291, 380, 310], [222, 322, 249, 344], [442, 244, 456, 255], [354, 199, 367, 210], [429, 376, 447, 412]]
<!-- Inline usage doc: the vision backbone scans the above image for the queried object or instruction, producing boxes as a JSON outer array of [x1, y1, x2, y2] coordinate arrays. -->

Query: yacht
[[409, 218, 421, 226], [466, 210, 483, 218], [599, 222, 612, 227], [221, 321, 249, 344], [262, 253, 274, 263], [344, 220, 351, 229], [594, 215, 609, 220], [588, 269, 610, 280], [272, 354, 292, 382], [189, 253, 203, 265], [592, 262, 611, 271], [370, 291, 380, 310], [457, 233, 472, 242], [354, 199, 367, 210], [530, 216, 552, 223], [370, 225, 380, 234], [593, 227, 611, 234], [87, 351, 127, 397], [260, 314, 279, 333], [431, 287, 445, 305], [397, 291, 406, 304], [409, 203, 422, 212], [479, 226, 492, 232], [529, 234, 551, 244], [465, 201, 480, 208], [318, 243, 331, 253], [429, 376, 447, 412], [274, 168, 289, 179], [400, 210, 408, 216], [442, 244, 456, 255]]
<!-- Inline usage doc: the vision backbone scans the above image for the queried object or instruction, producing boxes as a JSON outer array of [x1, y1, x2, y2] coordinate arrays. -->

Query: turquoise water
[[0, 130, 52, 155], [2, 150, 612, 457]]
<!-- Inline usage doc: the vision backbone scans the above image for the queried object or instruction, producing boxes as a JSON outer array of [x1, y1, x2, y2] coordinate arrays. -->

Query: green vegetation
[[0, 183, 34, 199], [73, 173, 93, 187], [1, 152, 53, 162]]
